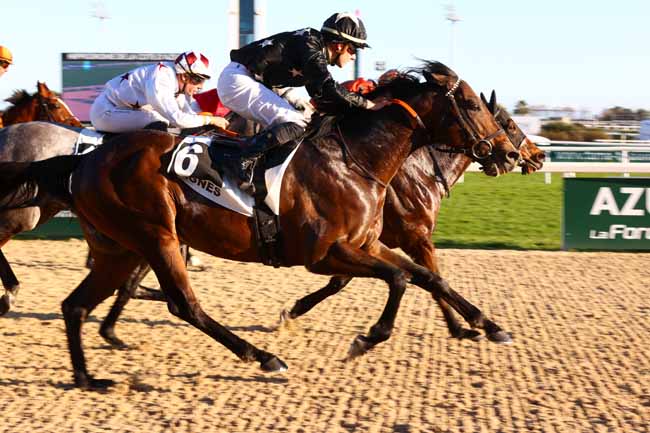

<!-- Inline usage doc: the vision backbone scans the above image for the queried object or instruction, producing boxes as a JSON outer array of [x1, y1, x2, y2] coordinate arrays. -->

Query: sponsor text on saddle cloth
[[166, 135, 300, 216]]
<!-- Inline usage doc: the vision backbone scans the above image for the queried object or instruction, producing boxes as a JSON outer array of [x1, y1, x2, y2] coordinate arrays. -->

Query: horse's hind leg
[[143, 237, 287, 373], [376, 244, 512, 344], [401, 237, 481, 341], [62, 248, 144, 389], [280, 276, 353, 324], [99, 261, 152, 348]]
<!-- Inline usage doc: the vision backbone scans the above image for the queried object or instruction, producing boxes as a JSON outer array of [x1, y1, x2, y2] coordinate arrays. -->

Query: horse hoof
[[188, 255, 203, 268], [453, 328, 483, 341], [0, 293, 15, 316], [260, 356, 288, 373], [487, 330, 513, 344], [75, 374, 116, 390], [277, 309, 295, 330], [103, 336, 129, 350], [347, 335, 373, 360]]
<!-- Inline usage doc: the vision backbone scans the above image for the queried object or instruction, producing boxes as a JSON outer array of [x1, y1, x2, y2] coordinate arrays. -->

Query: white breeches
[[216, 61, 308, 129], [90, 93, 167, 133]]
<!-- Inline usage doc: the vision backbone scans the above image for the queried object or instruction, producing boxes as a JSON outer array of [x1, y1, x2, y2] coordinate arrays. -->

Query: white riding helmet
[[174, 51, 211, 80]]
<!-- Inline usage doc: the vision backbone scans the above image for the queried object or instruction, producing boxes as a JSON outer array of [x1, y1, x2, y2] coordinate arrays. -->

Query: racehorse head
[[373, 61, 521, 177], [2, 81, 82, 127], [481, 90, 545, 174]]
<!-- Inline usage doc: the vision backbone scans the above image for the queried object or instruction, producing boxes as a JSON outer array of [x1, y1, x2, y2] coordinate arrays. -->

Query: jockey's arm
[[145, 67, 211, 129]]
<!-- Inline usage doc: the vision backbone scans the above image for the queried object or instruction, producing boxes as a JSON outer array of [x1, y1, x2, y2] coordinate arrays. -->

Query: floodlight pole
[[445, 3, 461, 67]]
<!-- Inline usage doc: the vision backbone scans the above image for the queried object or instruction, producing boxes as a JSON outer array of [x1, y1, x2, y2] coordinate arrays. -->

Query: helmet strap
[[177, 74, 188, 96]]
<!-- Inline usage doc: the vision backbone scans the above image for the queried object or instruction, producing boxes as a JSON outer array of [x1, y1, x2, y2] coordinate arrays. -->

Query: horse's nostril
[[507, 151, 520, 162], [535, 152, 546, 162]]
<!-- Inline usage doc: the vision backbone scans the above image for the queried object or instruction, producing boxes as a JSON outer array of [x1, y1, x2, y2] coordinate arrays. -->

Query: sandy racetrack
[[0, 240, 648, 432]]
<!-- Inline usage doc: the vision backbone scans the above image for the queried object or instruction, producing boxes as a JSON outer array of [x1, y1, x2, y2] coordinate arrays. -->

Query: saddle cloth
[[73, 128, 105, 155], [166, 135, 300, 217]]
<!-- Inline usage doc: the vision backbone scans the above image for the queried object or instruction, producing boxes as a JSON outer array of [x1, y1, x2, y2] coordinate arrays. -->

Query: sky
[[1, 0, 649, 115]]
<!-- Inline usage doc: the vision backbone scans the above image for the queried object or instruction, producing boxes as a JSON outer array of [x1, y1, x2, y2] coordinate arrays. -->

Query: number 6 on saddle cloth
[[166, 134, 300, 213]]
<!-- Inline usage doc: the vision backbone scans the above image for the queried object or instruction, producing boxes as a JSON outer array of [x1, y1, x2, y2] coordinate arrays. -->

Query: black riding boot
[[237, 122, 305, 194], [143, 121, 169, 132]]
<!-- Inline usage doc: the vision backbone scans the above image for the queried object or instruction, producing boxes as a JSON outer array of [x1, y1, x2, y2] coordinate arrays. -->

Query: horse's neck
[[437, 150, 472, 188], [412, 147, 472, 195], [341, 118, 414, 185], [2, 103, 37, 125]]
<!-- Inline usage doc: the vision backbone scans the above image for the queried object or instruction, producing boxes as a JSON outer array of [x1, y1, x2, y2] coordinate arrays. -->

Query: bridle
[[434, 78, 507, 163], [36, 93, 79, 125], [335, 77, 508, 187]]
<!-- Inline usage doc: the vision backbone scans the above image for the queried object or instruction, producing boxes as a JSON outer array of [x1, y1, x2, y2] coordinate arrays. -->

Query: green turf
[[434, 172, 564, 250], [16, 172, 646, 250]]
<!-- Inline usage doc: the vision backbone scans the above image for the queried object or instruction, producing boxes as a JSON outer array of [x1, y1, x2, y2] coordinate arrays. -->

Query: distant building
[[227, 0, 267, 51], [639, 120, 650, 140]]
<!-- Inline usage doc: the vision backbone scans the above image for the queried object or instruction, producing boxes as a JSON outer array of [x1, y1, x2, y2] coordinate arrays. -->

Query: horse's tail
[[0, 155, 82, 210]]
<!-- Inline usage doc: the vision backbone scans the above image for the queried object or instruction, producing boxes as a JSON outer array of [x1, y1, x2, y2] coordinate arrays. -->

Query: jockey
[[90, 51, 229, 133], [217, 12, 390, 190], [0, 45, 12, 79]]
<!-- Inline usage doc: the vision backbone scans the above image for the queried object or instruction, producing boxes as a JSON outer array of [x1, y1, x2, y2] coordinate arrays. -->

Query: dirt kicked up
[[0, 239, 648, 433]]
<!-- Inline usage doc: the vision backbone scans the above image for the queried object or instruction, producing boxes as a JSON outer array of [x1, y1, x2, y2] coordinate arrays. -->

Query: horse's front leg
[[402, 237, 482, 341], [377, 244, 512, 343], [308, 241, 411, 358]]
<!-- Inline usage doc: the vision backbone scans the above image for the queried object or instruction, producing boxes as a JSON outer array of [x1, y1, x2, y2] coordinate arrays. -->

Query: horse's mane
[[304, 60, 458, 141], [5, 90, 32, 106]]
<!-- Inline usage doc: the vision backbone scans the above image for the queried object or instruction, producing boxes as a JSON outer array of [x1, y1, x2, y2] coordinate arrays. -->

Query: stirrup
[[237, 158, 257, 193]]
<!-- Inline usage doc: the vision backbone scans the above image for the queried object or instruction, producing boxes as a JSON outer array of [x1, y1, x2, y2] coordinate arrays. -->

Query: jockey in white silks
[[90, 51, 229, 133]]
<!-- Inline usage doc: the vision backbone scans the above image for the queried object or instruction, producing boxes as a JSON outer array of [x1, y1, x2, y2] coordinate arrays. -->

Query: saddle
[[167, 132, 300, 268]]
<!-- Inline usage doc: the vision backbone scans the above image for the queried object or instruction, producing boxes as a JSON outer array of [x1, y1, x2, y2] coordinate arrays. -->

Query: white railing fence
[[465, 141, 650, 184]]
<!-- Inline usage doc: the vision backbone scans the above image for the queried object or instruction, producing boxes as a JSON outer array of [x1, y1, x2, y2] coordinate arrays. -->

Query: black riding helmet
[[321, 12, 370, 49]]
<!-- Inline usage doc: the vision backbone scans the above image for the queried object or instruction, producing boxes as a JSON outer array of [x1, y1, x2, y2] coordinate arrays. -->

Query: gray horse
[[0, 122, 82, 313]]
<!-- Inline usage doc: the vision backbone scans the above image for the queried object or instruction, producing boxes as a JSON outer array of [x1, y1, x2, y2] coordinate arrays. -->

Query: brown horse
[[1, 62, 521, 389], [96, 90, 546, 348], [1, 82, 82, 127], [280, 90, 546, 340]]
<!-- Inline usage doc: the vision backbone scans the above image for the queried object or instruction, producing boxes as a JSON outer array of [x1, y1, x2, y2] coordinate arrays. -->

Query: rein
[[390, 99, 426, 130], [333, 98, 437, 188], [335, 123, 387, 188]]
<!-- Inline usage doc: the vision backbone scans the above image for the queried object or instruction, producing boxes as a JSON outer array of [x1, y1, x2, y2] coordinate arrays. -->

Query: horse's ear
[[480, 92, 489, 109], [37, 81, 48, 95], [489, 90, 497, 111]]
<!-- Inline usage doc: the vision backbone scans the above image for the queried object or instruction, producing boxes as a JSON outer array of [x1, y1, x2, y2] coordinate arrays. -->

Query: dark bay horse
[[0, 83, 82, 313], [96, 90, 546, 347], [280, 90, 546, 339], [1, 62, 521, 389]]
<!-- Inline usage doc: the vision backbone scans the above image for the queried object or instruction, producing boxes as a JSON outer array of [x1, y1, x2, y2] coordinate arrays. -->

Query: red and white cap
[[174, 51, 211, 80]]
